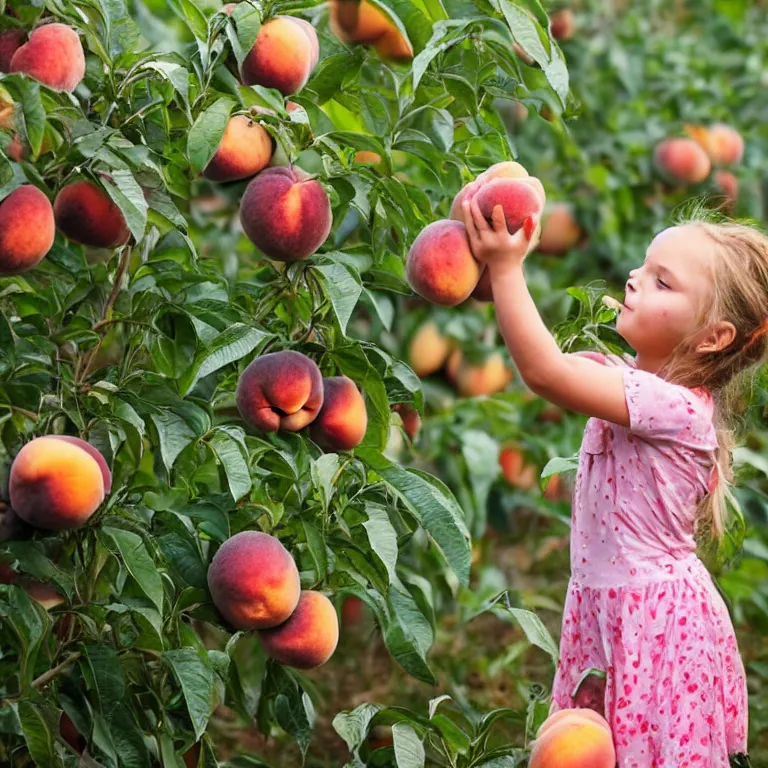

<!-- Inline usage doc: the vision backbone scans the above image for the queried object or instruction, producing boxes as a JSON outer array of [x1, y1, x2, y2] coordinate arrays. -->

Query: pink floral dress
[[550, 353, 748, 767]]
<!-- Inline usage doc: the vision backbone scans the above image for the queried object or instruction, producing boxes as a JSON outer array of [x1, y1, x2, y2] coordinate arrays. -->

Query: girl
[[461, 196, 768, 767]]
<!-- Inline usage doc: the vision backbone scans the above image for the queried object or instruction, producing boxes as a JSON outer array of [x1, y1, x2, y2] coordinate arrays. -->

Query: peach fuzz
[[406, 219, 481, 307], [236, 350, 324, 432], [201, 115, 274, 182], [239, 166, 332, 262], [54, 180, 130, 249], [475, 178, 544, 234], [9, 435, 109, 530], [240, 16, 318, 96], [407, 321, 452, 377], [258, 590, 339, 669], [0, 185, 55, 276], [0, 29, 25, 72], [530, 712, 615, 768], [536, 708, 612, 740], [9, 23, 85, 93], [653, 137, 711, 184], [310, 376, 368, 452], [537, 203, 583, 255], [207, 530, 301, 630]]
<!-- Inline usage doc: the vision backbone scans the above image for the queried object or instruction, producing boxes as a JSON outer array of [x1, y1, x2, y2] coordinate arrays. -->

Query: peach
[[543, 473, 567, 501], [406, 220, 481, 307], [530, 711, 615, 768], [236, 350, 324, 432], [0, 29, 25, 72], [9, 435, 109, 530], [0, 502, 22, 542], [9, 23, 85, 93], [0, 185, 55, 276], [258, 590, 339, 669], [408, 322, 452, 377], [714, 170, 738, 212], [373, 27, 413, 61], [537, 708, 612, 739], [477, 161, 529, 183], [653, 138, 711, 184], [221, 2, 237, 14], [448, 349, 513, 397], [707, 123, 745, 166], [310, 376, 368, 451], [500, 446, 537, 490], [240, 16, 318, 96], [474, 178, 544, 234], [471, 268, 493, 302], [513, 41, 534, 65], [239, 165, 332, 261], [449, 179, 483, 221], [183, 743, 201, 768], [550, 9, 575, 40], [17, 577, 65, 609], [393, 403, 421, 440], [537, 203, 583, 255], [341, 594, 364, 625], [207, 530, 301, 630], [329, 0, 393, 44], [353, 150, 382, 165], [201, 115, 274, 182], [54, 180, 130, 249], [0, 561, 15, 584]]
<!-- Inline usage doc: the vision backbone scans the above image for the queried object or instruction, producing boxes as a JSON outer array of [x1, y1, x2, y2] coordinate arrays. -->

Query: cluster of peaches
[[654, 122, 745, 210]]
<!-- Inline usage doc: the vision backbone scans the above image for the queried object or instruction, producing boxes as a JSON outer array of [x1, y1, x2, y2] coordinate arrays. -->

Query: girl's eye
[[657, 278, 670, 289]]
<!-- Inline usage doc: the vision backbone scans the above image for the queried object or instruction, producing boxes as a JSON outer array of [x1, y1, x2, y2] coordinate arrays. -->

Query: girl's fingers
[[470, 197, 490, 232], [492, 204, 507, 233], [462, 200, 479, 241], [523, 215, 538, 242]]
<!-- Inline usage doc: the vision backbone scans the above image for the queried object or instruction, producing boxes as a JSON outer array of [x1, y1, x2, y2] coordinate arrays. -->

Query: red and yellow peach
[[201, 115, 274, 182], [0, 184, 55, 275], [310, 376, 368, 451], [9, 23, 85, 93], [54, 180, 130, 249]]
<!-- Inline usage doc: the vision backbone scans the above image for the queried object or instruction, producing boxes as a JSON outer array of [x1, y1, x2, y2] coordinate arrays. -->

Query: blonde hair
[[654, 203, 768, 541]]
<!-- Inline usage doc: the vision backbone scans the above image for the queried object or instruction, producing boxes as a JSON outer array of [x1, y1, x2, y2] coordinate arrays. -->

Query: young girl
[[461, 197, 768, 767]]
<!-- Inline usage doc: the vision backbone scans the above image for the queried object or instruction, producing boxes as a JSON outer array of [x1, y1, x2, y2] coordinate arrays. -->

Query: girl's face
[[617, 225, 717, 371]]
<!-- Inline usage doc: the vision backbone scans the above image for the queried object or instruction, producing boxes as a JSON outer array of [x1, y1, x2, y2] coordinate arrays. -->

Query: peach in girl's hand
[[530, 708, 615, 768]]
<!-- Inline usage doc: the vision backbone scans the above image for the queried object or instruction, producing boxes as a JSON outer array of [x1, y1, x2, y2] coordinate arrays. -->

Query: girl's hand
[[462, 197, 540, 267]]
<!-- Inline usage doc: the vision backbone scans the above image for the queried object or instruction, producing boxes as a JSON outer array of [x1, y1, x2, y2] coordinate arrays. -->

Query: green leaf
[[100, 527, 164, 613], [83, 643, 126, 715], [0, 585, 48, 690], [392, 722, 425, 768], [169, 0, 209, 39], [310, 453, 340, 513], [17, 701, 55, 767], [384, 583, 436, 685], [150, 409, 198, 473], [228, 2, 262, 68], [357, 449, 471, 587], [102, 170, 148, 243], [314, 263, 362, 336], [164, 648, 215, 741], [187, 97, 236, 177], [541, 454, 579, 479], [180, 323, 268, 396], [363, 503, 398, 585], [332, 702, 383, 754], [17, 79, 45, 158], [431, 714, 470, 755], [505, 607, 559, 662], [209, 427, 252, 502], [302, 520, 328, 581]]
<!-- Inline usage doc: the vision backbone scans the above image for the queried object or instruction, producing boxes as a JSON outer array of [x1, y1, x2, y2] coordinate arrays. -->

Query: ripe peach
[[714, 170, 738, 212], [474, 178, 544, 234], [406, 220, 481, 307], [477, 161, 529, 183], [60, 712, 86, 753], [537, 203, 583, 255], [9, 24, 85, 93], [653, 138, 711, 184], [543, 473, 567, 501], [449, 179, 483, 221], [0, 561, 15, 584], [9, 436, 109, 530], [0, 502, 22, 543], [291, 17, 320, 69], [408, 322, 452, 377], [536, 708, 612, 740], [201, 115, 274, 182], [353, 150, 382, 165], [240, 16, 318, 96], [329, 0, 392, 44], [239, 165, 332, 261], [236, 350, 324, 432], [341, 594, 364, 625], [550, 9, 575, 40], [17, 577, 65, 609], [530, 710, 615, 768], [207, 530, 301, 630], [54, 180, 130, 249], [183, 743, 201, 768], [0, 185, 55, 276], [500, 446, 537, 490], [373, 28, 413, 61], [448, 350, 513, 397], [310, 376, 368, 451], [258, 590, 339, 669], [393, 403, 421, 441], [471, 268, 493, 302], [513, 41, 534, 65], [0, 29, 25, 72], [707, 123, 744, 166]]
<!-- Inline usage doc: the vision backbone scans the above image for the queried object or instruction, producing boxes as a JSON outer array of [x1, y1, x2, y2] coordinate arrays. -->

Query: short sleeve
[[622, 367, 713, 443]]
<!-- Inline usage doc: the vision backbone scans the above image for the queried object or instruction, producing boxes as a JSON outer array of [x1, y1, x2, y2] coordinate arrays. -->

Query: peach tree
[[0, 0, 572, 764]]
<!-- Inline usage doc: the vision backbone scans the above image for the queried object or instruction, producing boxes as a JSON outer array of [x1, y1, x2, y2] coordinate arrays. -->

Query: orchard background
[[0, 0, 767, 765]]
